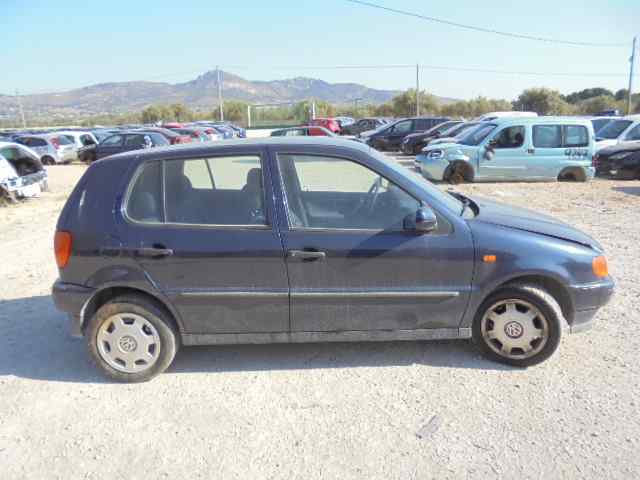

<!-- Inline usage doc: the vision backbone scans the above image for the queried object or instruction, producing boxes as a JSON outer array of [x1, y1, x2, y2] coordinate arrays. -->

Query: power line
[[345, 0, 628, 48]]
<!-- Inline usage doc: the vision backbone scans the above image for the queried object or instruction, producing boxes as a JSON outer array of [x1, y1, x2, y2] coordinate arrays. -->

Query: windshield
[[369, 148, 466, 215], [458, 123, 497, 146], [596, 120, 632, 139]]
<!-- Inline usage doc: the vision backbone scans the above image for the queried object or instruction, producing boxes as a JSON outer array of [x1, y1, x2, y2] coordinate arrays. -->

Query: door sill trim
[[182, 328, 472, 346]]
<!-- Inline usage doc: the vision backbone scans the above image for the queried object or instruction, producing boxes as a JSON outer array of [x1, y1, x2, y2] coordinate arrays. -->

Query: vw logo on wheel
[[504, 321, 524, 339], [118, 335, 138, 352]]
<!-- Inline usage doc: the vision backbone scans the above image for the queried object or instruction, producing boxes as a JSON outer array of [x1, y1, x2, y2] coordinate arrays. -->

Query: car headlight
[[428, 149, 444, 159], [609, 151, 633, 161]]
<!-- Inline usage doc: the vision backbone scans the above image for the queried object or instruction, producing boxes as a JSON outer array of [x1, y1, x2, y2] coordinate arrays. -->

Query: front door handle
[[288, 250, 326, 262], [135, 247, 174, 258], [527, 148, 535, 155]]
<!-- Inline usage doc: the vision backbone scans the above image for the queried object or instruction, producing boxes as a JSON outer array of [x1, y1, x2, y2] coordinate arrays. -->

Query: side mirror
[[404, 206, 438, 233]]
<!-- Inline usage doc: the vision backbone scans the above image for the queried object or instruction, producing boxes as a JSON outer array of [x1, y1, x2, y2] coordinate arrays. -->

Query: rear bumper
[[567, 278, 615, 334], [52, 279, 95, 337]]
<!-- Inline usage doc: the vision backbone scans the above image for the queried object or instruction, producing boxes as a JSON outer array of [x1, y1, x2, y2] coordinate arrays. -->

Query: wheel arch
[[491, 274, 574, 324], [80, 285, 183, 334]]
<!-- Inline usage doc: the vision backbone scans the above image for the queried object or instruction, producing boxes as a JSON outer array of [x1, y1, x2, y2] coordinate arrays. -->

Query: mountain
[[0, 71, 453, 121]]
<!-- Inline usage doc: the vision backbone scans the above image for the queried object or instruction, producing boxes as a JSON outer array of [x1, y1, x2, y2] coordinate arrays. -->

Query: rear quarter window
[[533, 125, 589, 148]]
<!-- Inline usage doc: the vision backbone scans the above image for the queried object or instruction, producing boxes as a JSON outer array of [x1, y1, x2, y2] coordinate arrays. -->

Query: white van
[[475, 111, 539, 122]]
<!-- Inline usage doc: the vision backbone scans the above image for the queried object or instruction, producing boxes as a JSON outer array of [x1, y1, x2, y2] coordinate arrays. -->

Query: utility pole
[[415, 64, 420, 117], [216, 66, 224, 121], [15, 90, 26, 128], [247, 104, 251, 128], [627, 36, 638, 115]]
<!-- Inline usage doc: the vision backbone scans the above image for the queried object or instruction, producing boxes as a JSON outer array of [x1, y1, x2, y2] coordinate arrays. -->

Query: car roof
[[96, 137, 372, 164], [486, 116, 593, 126]]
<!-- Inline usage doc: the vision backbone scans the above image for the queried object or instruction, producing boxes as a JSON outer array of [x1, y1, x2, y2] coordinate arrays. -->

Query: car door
[[270, 147, 474, 334], [385, 120, 413, 149], [123, 147, 289, 335], [479, 125, 531, 180], [97, 134, 124, 159]]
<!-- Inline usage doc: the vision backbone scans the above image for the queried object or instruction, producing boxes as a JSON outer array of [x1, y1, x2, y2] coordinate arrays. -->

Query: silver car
[[16, 134, 77, 165]]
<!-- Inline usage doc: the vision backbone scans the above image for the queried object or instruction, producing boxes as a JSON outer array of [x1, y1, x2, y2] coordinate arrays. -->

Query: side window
[[33, 138, 47, 147], [127, 161, 163, 223], [392, 121, 412, 135], [415, 119, 432, 131], [564, 125, 589, 147], [277, 154, 420, 230], [124, 135, 146, 148], [102, 135, 123, 146], [533, 125, 562, 148], [625, 124, 640, 141], [492, 126, 525, 149], [164, 156, 265, 226]]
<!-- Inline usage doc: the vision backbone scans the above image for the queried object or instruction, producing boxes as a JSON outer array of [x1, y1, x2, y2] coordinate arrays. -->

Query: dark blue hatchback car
[[52, 138, 614, 382]]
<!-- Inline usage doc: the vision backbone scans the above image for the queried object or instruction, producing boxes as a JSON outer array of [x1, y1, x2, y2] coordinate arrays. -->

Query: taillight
[[51, 137, 60, 150], [54, 231, 72, 268]]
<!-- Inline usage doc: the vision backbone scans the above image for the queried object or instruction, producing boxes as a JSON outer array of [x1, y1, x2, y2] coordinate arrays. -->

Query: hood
[[598, 141, 640, 156], [595, 139, 618, 151], [470, 196, 602, 251]]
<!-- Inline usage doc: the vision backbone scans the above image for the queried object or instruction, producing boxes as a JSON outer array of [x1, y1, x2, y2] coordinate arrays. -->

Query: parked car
[[51, 136, 614, 382], [135, 127, 192, 145], [271, 126, 335, 137], [594, 109, 620, 117], [95, 132, 169, 160], [310, 118, 342, 134], [417, 117, 596, 183], [335, 116, 355, 129], [362, 117, 450, 151], [475, 111, 538, 122], [0, 141, 48, 198], [595, 143, 640, 179], [168, 127, 210, 143], [15, 134, 76, 165], [401, 120, 465, 155], [197, 121, 246, 138], [420, 121, 482, 148], [595, 115, 640, 150], [58, 131, 99, 163], [341, 117, 388, 136]]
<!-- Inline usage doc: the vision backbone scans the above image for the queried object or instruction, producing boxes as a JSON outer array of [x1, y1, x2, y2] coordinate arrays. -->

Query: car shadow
[[613, 186, 640, 197], [0, 294, 514, 384]]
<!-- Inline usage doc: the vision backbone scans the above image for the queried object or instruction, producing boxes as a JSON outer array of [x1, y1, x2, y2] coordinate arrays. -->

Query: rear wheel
[[42, 156, 54, 166], [472, 284, 563, 367], [86, 295, 179, 382]]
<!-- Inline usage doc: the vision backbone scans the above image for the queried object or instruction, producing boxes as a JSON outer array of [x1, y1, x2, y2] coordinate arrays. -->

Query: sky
[[2, 0, 639, 101]]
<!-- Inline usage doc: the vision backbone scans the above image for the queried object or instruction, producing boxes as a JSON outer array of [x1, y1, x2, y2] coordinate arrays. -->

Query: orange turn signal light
[[483, 255, 497, 263], [54, 231, 73, 268], [592, 256, 608, 278]]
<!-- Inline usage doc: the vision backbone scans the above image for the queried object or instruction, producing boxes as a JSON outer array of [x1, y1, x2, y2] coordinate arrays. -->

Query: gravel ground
[[1, 159, 639, 479]]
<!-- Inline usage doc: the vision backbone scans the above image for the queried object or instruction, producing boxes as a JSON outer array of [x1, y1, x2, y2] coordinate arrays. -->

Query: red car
[[135, 127, 192, 145], [310, 118, 341, 134]]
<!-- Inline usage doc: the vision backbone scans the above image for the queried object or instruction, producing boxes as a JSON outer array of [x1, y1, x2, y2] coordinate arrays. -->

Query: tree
[[513, 88, 574, 115], [141, 105, 161, 124], [222, 100, 249, 122], [575, 95, 619, 115], [440, 97, 512, 118], [564, 88, 614, 104], [388, 89, 440, 117], [170, 103, 192, 122]]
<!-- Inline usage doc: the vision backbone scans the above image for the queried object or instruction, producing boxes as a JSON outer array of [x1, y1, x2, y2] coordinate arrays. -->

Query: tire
[[86, 295, 179, 382], [42, 156, 54, 166], [445, 163, 468, 184], [472, 284, 563, 367], [413, 143, 425, 155]]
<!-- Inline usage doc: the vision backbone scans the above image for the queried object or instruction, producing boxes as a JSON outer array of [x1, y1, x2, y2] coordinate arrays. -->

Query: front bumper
[[52, 279, 96, 337], [417, 154, 449, 181], [567, 278, 615, 334]]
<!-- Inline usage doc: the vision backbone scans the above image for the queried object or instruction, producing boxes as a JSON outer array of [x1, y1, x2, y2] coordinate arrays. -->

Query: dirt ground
[[1, 160, 639, 479]]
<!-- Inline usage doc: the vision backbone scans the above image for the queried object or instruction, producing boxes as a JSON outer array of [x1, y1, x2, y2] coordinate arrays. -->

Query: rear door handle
[[135, 247, 174, 258], [288, 250, 326, 261]]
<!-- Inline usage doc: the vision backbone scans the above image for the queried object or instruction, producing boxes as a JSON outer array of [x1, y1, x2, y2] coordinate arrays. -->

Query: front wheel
[[86, 295, 179, 382], [472, 284, 563, 367]]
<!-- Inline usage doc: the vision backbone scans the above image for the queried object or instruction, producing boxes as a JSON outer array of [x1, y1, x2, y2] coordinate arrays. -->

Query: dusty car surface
[[52, 138, 614, 382], [0, 141, 48, 198]]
